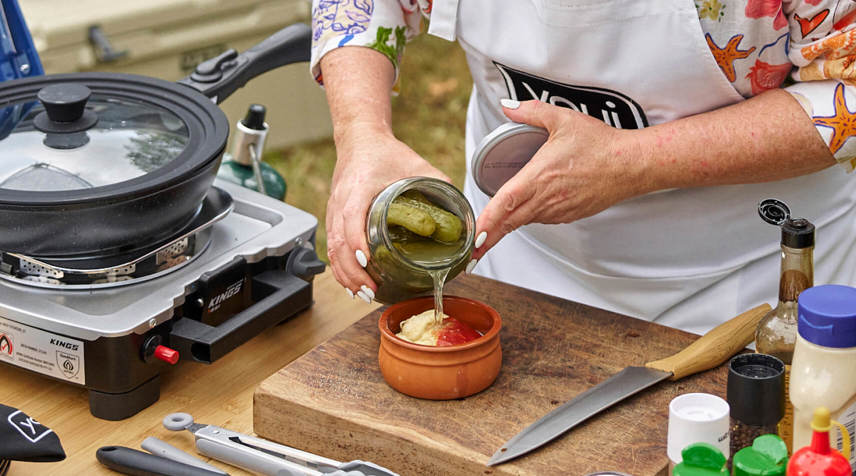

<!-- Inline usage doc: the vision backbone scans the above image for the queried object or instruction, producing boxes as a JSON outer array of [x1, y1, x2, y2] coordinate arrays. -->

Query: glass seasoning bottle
[[755, 216, 814, 453], [727, 353, 785, 458]]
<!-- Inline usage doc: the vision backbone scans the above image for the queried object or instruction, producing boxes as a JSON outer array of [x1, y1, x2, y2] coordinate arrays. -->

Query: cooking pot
[[0, 23, 311, 259]]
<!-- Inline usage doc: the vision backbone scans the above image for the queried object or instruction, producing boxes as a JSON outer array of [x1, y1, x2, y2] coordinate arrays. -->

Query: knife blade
[[487, 302, 771, 466]]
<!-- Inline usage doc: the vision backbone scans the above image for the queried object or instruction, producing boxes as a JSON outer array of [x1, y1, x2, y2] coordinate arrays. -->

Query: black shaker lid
[[727, 354, 785, 426]]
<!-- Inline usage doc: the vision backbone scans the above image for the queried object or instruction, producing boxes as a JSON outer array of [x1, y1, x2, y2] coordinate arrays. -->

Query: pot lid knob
[[34, 83, 99, 135]]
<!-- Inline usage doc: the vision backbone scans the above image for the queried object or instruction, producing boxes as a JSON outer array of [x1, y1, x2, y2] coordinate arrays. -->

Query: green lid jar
[[365, 177, 475, 304]]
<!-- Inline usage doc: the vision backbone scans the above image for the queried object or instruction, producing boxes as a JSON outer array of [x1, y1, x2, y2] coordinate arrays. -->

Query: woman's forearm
[[629, 88, 837, 194], [320, 47, 397, 153]]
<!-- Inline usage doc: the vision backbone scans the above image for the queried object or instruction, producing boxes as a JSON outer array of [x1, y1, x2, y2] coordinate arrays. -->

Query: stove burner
[[0, 187, 233, 289]]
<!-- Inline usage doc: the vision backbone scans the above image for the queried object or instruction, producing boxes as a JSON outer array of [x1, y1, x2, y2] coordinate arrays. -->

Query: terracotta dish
[[378, 296, 502, 399]]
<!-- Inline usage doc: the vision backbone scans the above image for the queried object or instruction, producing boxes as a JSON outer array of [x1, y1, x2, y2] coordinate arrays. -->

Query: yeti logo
[[496, 62, 648, 129]]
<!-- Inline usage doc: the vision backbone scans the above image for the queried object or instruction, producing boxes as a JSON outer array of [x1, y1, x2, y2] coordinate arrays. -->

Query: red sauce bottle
[[786, 407, 852, 476]]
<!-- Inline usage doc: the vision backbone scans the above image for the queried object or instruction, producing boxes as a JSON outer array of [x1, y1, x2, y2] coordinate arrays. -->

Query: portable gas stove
[[0, 179, 325, 420]]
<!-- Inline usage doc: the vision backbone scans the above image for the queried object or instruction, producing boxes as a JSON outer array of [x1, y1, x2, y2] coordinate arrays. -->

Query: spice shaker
[[365, 177, 475, 304], [755, 199, 815, 452], [727, 353, 785, 457]]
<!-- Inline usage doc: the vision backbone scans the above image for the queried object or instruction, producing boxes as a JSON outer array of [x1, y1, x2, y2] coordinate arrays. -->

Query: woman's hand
[[471, 99, 650, 261], [326, 125, 450, 301]]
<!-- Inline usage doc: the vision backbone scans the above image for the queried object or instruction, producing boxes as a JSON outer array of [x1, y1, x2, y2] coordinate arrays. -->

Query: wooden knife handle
[[645, 303, 771, 381]]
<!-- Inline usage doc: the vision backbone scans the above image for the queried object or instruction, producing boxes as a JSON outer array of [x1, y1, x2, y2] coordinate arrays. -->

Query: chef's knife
[[488, 303, 771, 466]]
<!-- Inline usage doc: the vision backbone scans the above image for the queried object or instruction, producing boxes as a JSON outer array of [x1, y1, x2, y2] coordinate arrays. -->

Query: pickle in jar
[[387, 200, 436, 237], [394, 192, 463, 243]]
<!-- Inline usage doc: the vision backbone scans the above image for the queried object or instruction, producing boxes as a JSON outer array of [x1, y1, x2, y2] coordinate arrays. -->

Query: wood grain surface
[[254, 274, 733, 476], [0, 270, 379, 476]]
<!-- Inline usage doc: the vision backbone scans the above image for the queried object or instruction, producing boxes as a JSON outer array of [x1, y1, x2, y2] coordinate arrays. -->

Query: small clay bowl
[[378, 295, 502, 400]]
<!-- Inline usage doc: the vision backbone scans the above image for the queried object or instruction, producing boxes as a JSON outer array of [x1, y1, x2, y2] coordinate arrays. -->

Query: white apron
[[428, 0, 856, 334]]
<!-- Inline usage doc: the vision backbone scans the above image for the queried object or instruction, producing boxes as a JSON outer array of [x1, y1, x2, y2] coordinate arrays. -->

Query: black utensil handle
[[169, 269, 313, 363], [96, 446, 224, 476], [178, 23, 311, 103]]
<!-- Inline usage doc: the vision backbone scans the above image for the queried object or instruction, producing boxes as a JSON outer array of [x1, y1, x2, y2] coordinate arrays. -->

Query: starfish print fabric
[[310, 0, 856, 167]]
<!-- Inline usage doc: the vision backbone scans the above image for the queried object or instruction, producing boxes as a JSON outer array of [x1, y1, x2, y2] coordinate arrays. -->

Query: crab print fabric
[[310, 0, 856, 169]]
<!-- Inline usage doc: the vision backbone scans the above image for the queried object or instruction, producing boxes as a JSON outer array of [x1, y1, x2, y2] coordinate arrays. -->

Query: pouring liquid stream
[[428, 268, 450, 325]]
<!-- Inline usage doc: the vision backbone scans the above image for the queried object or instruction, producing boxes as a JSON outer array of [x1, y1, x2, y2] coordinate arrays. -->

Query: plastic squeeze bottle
[[755, 217, 814, 452], [790, 284, 856, 472], [786, 407, 851, 476]]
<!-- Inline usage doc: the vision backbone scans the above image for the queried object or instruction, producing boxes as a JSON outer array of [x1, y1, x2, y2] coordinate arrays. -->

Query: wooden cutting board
[[254, 275, 730, 475]]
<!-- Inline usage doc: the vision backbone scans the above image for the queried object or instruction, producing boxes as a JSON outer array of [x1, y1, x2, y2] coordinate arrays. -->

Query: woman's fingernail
[[345, 288, 354, 299], [466, 259, 478, 274], [500, 98, 520, 109], [361, 285, 375, 300], [357, 290, 372, 303], [355, 249, 368, 268], [475, 231, 488, 248]]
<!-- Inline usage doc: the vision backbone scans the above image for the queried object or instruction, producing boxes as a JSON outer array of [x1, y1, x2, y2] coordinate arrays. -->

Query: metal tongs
[[163, 413, 398, 476]]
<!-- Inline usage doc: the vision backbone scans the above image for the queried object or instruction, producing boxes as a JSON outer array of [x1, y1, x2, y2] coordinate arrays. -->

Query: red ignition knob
[[153, 345, 179, 365]]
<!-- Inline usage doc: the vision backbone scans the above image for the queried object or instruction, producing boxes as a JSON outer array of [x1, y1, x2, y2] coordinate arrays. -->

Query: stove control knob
[[288, 246, 326, 281], [154, 345, 180, 365]]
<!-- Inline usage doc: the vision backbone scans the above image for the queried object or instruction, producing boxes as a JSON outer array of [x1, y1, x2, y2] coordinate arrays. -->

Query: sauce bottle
[[755, 216, 814, 452], [786, 407, 851, 476], [790, 285, 856, 472]]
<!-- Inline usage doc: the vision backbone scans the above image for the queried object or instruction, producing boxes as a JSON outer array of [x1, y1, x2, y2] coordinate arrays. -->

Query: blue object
[[798, 284, 856, 348], [0, 0, 43, 81], [0, 0, 43, 139]]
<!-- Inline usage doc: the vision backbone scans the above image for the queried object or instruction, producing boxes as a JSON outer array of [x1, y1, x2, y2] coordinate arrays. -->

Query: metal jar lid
[[471, 122, 548, 197]]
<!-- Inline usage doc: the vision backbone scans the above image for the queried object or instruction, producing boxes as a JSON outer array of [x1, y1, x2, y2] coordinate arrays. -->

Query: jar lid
[[471, 122, 547, 197], [798, 285, 856, 348], [727, 354, 785, 426]]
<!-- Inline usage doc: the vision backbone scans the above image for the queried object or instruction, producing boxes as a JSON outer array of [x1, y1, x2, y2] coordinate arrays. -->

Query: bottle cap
[[727, 354, 785, 426], [668, 393, 731, 463], [811, 407, 832, 432], [798, 285, 856, 348], [673, 443, 728, 476], [781, 218, 814, 249], [241, 104, 266, 130], [732, 435, 789, 476]]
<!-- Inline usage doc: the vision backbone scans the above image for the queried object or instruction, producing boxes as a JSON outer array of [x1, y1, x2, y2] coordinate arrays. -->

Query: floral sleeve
[[310, 0, 429, 87], [785, 0, 856, 171]]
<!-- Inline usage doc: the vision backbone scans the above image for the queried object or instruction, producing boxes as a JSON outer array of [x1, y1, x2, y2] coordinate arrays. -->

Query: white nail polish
[[361, 285, 375, 300], [475, 231, 488, 248], [346, 288, 354, 299], [355, 249, 368, 268], [466, 259, 477, 274], [500, 98, 520, 109], [357, 290, 371, 303]]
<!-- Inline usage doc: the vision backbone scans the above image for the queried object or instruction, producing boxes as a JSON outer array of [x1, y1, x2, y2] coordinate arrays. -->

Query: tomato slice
[[435, 317, 482, 346]]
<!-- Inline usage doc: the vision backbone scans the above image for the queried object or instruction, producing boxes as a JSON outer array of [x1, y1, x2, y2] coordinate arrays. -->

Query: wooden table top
[[0, 270, 380, 476]]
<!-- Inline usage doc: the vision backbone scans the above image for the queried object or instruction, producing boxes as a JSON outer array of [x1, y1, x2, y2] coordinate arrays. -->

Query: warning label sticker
[[0, 317, 85, 385]]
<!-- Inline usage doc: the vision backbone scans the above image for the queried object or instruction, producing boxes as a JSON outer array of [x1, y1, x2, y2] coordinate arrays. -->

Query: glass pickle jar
[[365, 177, 475, 304]]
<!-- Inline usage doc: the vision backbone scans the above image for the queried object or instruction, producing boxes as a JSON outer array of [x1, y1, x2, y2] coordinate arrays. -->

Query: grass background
[[266, 35, 473, 261]]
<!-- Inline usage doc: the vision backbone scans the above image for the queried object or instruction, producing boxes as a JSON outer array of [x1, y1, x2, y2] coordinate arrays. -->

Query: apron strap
[[427, 0, 460, 41]]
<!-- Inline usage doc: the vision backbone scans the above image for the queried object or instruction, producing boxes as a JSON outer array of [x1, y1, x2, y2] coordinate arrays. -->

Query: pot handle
[[168, 268, 314, 363], [177, 23, 311, 103]]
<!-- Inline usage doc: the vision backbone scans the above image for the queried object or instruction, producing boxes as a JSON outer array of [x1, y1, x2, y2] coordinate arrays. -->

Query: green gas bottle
[[217, 104, 287, 200]]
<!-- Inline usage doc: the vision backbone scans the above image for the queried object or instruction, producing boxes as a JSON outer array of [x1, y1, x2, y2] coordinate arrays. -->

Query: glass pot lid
[[0, 73, 228, 204], [1, 84, 189, 191]]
